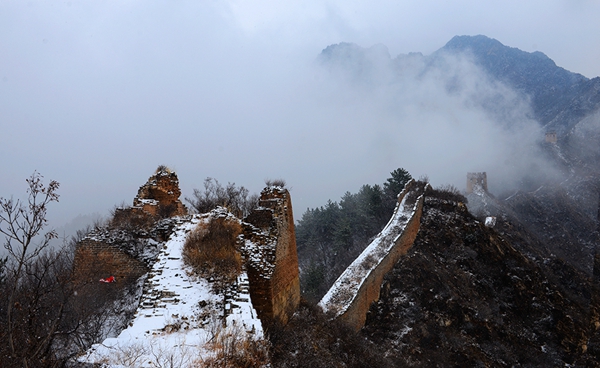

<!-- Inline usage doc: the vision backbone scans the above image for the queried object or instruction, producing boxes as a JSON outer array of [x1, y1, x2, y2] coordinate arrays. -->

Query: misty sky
[[1, 0, 600, 232]]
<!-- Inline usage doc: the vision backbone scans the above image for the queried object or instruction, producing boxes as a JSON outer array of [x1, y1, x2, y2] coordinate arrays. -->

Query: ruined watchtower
[[74, 167, 187, 286], [466, 172, 488, 194], [132, 166, 187, 218], [545, 131, 558, 143]]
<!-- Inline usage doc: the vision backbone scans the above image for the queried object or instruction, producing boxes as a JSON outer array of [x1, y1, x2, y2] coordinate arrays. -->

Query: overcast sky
[[1, 0, 599, 231]]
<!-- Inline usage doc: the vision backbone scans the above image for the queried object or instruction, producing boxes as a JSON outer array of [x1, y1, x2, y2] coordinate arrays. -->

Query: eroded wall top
[[133, 166, 187, 217]]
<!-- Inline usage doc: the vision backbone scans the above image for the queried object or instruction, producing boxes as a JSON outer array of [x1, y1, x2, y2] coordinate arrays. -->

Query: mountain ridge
[[319, 35, 600, 133], [438, 35, 597, 132]]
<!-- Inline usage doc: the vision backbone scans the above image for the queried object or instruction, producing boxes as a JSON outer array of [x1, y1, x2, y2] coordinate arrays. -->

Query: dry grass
[[183, 217, 242, 285], [264, 178, 286, 188], [199, 324, 270, 368], [155, 164, 173, 174]]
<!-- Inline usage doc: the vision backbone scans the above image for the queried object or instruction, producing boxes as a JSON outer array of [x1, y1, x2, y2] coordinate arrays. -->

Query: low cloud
[[309, 44, 562, 196], [0, 2, 577, 231]]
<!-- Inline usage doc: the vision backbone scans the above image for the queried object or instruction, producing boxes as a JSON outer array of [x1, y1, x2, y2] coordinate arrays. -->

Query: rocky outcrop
[[319, 180, 427, 330], [243, 186, 301, 326]]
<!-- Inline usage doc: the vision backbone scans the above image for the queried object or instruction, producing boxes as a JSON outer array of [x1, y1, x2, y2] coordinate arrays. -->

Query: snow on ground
[[79, 214, 263, 367], [318, 183, 424, 317]]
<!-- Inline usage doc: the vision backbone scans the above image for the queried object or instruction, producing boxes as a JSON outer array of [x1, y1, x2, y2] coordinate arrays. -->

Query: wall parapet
[[318, 179, 428, 330]]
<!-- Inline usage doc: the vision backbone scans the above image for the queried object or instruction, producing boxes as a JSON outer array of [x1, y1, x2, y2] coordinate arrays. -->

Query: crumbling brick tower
[[466, 172, 488, 194], [73, 166, 186, 287], [133, 166, 187, 218], [243, 186, 301, 326]]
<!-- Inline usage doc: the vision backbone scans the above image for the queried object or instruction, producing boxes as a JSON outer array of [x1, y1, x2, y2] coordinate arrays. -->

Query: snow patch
[[78, 214, 263, 367]]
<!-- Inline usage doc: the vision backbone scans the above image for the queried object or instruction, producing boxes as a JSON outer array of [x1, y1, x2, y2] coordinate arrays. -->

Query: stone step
[[161, 298, 178, 303]]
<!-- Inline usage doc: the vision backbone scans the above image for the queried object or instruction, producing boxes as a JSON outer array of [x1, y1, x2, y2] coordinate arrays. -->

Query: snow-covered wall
[[319, 180, 427, 331]]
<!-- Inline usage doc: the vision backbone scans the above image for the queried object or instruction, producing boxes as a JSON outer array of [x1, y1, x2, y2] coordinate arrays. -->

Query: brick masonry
[[325, 180, 426, 331], [466, 172, 488, 194], [72, 168, 301, 327], [73, 238, 149, 286], [244, 187, 301, 326], [133, 168, 187, 218], [72, 167, 187, 288]]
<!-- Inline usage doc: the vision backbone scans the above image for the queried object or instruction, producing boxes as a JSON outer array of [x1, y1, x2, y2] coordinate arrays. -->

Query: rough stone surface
[[73, 238, 149, 285], [72, 168, 185, 288], [133, 167, 187, 217], [363, 188, 600, 367], [243, 186, 300, 326]]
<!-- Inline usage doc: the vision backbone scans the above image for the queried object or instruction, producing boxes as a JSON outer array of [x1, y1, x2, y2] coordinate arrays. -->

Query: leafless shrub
[[155, 164, 173, 174], [200, 324, 271, 368], [148, 337, 197, 368], [98, 342, 148, 367], [186, 178, 257, 218], [265, 178, 286, 188], [0, 172, 64, 367], [428, 184, 468, 203], [0, 173, 139, 367]]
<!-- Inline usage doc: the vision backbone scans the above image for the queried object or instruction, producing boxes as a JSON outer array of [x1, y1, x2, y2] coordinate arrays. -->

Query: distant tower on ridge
[[466, 172, 488, 194], [545, 131, 557, 143]]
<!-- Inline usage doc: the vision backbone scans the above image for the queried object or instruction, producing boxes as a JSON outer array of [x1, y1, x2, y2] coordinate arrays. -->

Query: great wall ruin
[[73, 168, 301, 329], [243, 186, 301, 325], [318, 179, 428, 330], [74, 168, 428, 332], [73, 167, 188, 286]]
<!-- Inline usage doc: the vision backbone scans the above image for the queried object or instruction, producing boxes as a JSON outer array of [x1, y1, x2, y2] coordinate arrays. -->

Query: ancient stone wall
[[73, 167, 185, 287], [73, 238, 149, 286], [340, 199, 423, 330], [71, 168, 301, 327], [319, 180, 426, 331], [243, 187, 300, 326]]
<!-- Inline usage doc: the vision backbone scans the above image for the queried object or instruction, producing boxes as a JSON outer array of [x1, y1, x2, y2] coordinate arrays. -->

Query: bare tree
[[0, 172, 60, 366], [0, 173, 145, 367], [186, 177, 258, 218]]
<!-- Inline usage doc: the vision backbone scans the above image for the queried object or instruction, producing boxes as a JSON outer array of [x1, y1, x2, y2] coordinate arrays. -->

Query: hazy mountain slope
[[319, 35, 600, 135], [318, 34, 600, 272], [362, 187, 600, 367], [438, 35, 600, 133], [467, 183, 598, 276]]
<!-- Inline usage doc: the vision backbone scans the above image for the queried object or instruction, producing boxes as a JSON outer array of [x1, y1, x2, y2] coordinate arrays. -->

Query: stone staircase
[[130, 216, 260, 334]]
